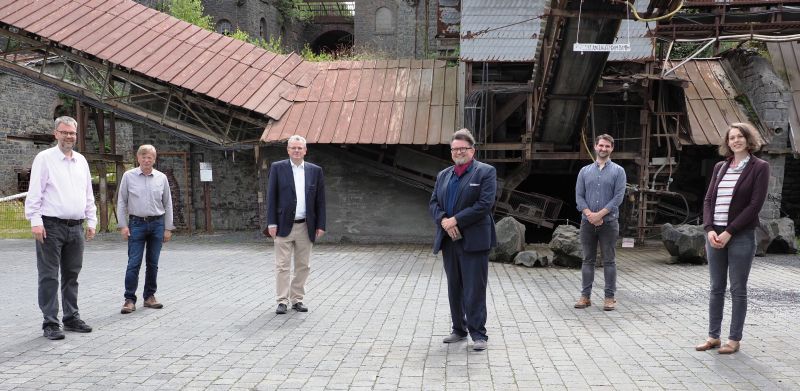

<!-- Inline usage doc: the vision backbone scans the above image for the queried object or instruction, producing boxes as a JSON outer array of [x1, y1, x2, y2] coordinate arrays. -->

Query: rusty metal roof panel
[[767, 42, 800, 154], [0, 0, 317, 121], [262, 60, 460, 145], [460, 0, 544, 62], [669, 60, 763, 147]]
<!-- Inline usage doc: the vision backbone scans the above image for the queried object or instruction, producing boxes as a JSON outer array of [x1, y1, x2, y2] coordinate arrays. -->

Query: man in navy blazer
[[264, 135, 326, 315], [429, 129, 497, 351]]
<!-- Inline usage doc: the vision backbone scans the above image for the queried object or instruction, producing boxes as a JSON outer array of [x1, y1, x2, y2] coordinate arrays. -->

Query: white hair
[[287, 135, 307, 146]]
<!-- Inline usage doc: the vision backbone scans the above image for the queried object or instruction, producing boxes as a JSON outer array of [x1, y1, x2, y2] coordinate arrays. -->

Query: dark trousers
[[36, 219, 84, 327], [706, 227, 756, 341], [124, 216, 165, 303], [442, 238, 489, 341], [580, 220, 619, 298]]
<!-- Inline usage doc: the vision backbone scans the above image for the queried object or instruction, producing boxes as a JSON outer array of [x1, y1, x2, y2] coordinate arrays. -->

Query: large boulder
[[489, 216, 526, 263], [514, 250, 549, 267], [661, 223, 706, 264], [549, 224, 583, 268], [756, 218, 798, 256]]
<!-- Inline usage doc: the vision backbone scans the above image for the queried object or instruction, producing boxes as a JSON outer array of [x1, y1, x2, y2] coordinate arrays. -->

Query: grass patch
[[0, 201, 118, 239]]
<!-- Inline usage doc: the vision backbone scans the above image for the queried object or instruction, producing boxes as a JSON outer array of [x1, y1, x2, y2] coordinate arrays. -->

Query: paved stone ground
[[1, 234, 799, 390]]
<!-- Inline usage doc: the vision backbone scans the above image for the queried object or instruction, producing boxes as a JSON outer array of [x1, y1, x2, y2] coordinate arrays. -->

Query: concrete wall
[[258, 145, 434, 243]]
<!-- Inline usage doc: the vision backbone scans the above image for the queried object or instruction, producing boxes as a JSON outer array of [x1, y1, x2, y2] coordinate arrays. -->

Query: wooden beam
[[492, 94, 528, 132]]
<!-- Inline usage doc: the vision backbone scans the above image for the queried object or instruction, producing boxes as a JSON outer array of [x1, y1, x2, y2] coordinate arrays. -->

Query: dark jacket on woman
[[702, 154, 770, 236]]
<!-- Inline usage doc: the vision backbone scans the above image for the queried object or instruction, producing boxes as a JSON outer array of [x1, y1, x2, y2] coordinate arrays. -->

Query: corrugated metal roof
[[607, 20, 654, 62], [460, 0, 543, 62], [669, 60, 763, 146], [766, 42, 800, 154], [0, 0, 317, 121], [261, 60, 459, 145], [608, 1, 654, 62]]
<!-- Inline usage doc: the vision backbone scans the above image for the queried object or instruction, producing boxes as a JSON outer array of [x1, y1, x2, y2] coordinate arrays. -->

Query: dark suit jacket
[[703, 154, 769, 236], [429, 160, 497, 254], [266, 159, 326, 242]]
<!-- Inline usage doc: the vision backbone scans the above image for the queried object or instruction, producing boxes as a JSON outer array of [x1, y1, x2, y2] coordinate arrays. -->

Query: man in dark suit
[[429, 128, 497, 351], [264, 135, 326, 315]]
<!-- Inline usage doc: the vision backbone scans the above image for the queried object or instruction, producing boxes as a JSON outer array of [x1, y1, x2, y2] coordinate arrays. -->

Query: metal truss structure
[[0, 27, 268, 150]]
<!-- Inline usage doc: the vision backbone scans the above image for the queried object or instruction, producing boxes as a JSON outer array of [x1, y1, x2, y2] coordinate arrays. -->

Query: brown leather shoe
[[143, 296, 163, 309], [695, 338, 721, 351], [121, 299, 135, 314], [603, 298, 617, 311], [574, 296, 591, 309], [718, 341, 740, 354]]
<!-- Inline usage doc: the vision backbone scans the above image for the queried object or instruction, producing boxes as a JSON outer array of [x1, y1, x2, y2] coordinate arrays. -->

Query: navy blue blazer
[[266, 159, 326, 242], [429, 160, 497, 254]]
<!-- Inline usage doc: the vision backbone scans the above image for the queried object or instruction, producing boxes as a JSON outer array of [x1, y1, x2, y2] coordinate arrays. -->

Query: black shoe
[[43, 324, 65, 340], [276, 303, 287, 314], [63, 319, 92, 333], [292, 302, 308, 312]]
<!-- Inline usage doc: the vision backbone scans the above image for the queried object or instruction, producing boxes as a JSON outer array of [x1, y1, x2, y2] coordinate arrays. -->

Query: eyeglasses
[[57, 130, 78, 137], [450, 147, 473, 153]]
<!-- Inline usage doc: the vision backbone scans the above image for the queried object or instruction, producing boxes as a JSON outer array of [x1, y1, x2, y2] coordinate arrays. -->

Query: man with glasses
[[25, 116, 96, 340], [264, 135, 326, 315], [429, 129, 497, 351]]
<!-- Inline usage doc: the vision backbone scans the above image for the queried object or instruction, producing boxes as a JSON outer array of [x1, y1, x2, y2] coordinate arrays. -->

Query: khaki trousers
[[274, 222, 312, 305]]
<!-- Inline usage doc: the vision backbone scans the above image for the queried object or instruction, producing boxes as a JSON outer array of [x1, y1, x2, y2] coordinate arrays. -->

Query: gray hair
[[451, 128, 476, 146], [137, 144, 157, 156], [54, 116, 78, 131], [287, 135, 307, 146]]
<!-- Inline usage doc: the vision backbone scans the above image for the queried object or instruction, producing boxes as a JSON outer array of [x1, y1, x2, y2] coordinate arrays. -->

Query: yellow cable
[[581, 131, 595, 161], [622, 0, 683, 22]]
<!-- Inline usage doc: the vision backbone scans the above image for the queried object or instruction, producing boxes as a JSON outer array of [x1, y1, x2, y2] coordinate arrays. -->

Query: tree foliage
[[167, 0, 214, 31]]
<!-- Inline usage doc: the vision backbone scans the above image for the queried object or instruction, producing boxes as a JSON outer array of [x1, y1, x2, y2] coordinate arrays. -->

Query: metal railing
[[298, 1, 355, 18]]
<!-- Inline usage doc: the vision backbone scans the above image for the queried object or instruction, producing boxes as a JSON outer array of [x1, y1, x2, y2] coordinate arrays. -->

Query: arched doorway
[[311, 30, 353, 55]]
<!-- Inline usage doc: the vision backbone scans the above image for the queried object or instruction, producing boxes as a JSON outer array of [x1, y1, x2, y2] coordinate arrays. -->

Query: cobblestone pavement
[[1, 235, 799, 390]]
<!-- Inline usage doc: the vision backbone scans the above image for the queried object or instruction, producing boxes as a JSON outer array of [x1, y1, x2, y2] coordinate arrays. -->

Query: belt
[[42, 216, 84, 226], [130, 215, 164, 222], [293, 218, 306, 224]]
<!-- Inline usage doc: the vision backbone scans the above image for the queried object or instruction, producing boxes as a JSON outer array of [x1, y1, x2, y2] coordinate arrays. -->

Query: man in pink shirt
[[25, 116, 97, 340]]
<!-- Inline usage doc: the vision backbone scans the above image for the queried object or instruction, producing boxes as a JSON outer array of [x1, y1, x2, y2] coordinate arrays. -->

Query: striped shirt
[[713, 156, 750, 226]]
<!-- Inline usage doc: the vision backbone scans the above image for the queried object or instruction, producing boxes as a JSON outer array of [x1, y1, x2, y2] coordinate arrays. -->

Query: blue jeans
[[124, 216, 164, 303], [580, 219, 619, 298], [706, 227, 756, 341]]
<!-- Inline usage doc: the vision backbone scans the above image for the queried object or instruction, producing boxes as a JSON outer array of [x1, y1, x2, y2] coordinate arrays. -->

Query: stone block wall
[[258, 144, 434, 243], [130, 122, 260, 231], [0, 73, 60, 196], [355, 0, 441, 58], [723, 50, 791, 221]]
